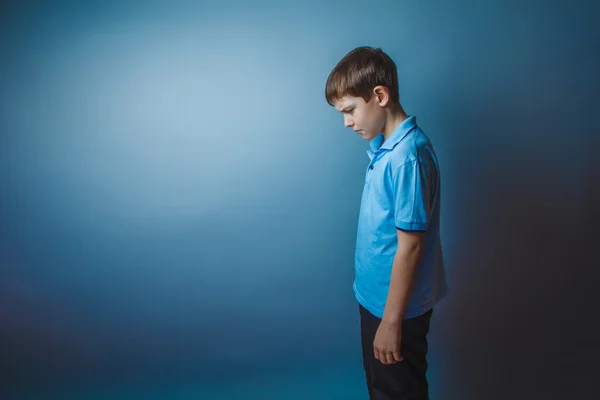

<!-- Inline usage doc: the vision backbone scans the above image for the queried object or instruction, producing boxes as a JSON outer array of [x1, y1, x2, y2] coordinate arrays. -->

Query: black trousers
[[359, 303, 433, 400]]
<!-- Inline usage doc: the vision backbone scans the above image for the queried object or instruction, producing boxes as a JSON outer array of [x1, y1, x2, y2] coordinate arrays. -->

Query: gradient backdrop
[[1, 0, 599, 399]]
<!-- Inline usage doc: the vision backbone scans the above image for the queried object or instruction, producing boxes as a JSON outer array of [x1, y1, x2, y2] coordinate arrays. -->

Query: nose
[[344, 116, 354, 128]]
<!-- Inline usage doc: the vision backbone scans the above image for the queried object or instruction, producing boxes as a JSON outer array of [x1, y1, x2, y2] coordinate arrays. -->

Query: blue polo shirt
[[353, 116, 448, 319]]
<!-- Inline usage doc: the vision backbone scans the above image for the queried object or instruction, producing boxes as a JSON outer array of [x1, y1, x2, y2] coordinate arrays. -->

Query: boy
[[325, 46, 448, 400]]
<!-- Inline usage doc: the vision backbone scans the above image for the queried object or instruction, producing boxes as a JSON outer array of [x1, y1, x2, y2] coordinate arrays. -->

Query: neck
[[382, 104, 408, 141]]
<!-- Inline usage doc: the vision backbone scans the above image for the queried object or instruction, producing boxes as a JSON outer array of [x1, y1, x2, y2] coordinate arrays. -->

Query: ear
[[372, 85, 391, 107]]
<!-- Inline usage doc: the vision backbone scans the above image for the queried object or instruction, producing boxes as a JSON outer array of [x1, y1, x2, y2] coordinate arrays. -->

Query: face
[[334, 93, 386, 141]]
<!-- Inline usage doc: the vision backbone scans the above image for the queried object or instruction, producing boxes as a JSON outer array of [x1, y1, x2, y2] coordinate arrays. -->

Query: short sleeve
[[392, 159, 432, 231]]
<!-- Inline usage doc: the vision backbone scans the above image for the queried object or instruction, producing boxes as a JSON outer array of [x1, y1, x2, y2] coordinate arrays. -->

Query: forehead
[[334, 95, 365, 111]]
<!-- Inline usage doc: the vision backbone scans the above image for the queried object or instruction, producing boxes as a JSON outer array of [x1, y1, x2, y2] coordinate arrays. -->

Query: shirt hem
[[354, 284, 448, 320]]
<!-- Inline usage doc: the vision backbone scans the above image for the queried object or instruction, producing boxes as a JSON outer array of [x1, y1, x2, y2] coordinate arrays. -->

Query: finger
[[393, 350, 403, 362], [380, 352, 389, 364], [373, 347, 380, 361], [385, 351, 396, 365], [379, 350, 390, 365], [379, 350, 388, 365]]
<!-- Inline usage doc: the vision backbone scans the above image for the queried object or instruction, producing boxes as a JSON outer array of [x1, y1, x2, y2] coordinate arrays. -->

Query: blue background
[[1, 0, 599, 399]]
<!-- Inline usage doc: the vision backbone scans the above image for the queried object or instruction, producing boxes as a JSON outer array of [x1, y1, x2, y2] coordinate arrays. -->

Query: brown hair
[[325, 46, 399, 106]]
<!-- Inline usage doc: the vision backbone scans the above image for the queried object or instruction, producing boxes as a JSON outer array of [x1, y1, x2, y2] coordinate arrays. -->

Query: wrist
[[382, 314, 403, 326]]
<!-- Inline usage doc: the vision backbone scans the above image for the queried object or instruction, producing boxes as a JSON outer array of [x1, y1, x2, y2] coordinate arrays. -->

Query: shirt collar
[[367, 116, 417, 159]]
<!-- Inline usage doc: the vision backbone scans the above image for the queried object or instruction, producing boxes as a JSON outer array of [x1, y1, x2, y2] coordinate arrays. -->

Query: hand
[[373, 319, 404, 364]]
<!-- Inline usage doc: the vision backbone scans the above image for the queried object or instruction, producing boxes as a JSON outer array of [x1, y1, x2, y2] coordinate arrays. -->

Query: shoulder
[[389, 127, 433, 170]]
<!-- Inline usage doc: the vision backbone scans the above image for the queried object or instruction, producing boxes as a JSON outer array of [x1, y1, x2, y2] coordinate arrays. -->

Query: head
[[325, 46, 400, 140]]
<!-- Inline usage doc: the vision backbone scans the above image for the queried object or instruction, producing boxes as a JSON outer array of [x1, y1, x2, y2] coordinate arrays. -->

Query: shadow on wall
[[431, 98, 596, 400]]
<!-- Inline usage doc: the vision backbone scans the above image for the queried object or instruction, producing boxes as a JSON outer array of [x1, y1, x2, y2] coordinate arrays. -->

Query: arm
[[373, 229, 425, 365], [373, 158, 430, 364], [382, 229, 425, 325]]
